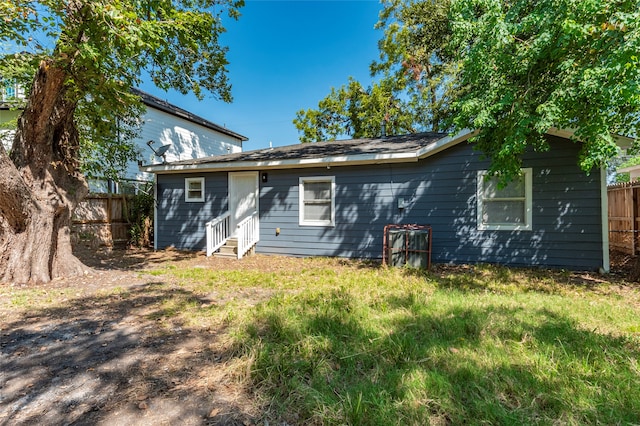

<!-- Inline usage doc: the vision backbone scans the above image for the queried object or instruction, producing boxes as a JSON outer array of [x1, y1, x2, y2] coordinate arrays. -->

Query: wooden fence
[[608, 182, 640, 255], [72, 194, 132, 248]]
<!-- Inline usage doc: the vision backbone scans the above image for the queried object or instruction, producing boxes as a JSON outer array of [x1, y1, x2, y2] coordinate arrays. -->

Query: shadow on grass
[[0, 281, 254, 426], [72, 245, 201, 272], [239, 288, 640, 425], [400, 263, 630, 295]]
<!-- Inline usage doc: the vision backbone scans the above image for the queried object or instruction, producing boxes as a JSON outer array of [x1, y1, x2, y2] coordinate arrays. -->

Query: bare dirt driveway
[[0, 247, 288, 426]]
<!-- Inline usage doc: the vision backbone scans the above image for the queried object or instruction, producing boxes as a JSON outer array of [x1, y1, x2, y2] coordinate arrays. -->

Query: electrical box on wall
[[398, 198, 407, 209]]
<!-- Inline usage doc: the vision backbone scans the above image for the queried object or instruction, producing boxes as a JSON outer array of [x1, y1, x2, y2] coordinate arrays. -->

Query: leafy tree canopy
[[297, 0, 639, 185], [0, 0, 243, 283], [0, 0, 243, 179], [294, 0, 456, 143], [449, 0, 640, 181], [293, 77, 420, 143]]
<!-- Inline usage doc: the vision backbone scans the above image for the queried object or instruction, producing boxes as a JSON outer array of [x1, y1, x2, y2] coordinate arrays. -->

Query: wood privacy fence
[[72, 194, 132, 248], [608, 182, 640, 255]]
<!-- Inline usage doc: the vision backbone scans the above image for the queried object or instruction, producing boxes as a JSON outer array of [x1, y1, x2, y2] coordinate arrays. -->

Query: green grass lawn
[[152, 258, 640, 425], [3, 256, 639, 425]]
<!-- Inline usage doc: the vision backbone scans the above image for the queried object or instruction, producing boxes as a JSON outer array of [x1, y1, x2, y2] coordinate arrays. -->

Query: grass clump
[[226, 262, 640, 425], [146, 259, 640, 423]]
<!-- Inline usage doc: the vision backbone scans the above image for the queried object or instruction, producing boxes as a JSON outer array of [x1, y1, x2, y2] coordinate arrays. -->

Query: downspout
[[153, 173, 158, 250], [600, 166, 610, 273]]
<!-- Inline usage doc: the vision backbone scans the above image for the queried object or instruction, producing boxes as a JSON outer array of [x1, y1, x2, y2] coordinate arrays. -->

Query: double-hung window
[[299, 176, 335, 226], [477, 168, 532, 231], [185, 177, 205, 202]]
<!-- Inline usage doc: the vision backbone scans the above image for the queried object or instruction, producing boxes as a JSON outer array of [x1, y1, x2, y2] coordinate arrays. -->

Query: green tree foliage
[[1, 0, 242, 179], [449, 0, 640, 181], [293, 77, 417, 143], [294, 0, 455, 142], [128, 188, 155, 247], [0, 0, 243, 283], [372, 0, 456, 132]]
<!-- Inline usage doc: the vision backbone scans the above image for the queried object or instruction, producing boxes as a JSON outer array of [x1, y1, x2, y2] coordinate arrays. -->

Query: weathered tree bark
[[0, 59, 89, 284]]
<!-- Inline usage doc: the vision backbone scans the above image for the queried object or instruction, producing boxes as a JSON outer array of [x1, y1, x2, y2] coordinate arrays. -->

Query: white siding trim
[[142, 152, 418, 174], [141, 128, 634, 175], [415, 128, 476, 159], [131, 107, 244, 182]]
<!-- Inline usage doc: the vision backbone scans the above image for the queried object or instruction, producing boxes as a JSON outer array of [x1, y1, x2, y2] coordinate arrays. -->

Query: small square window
[[477, 168, 532, 231], [185, 177, 205, 202], [299, 176, 335, 226]]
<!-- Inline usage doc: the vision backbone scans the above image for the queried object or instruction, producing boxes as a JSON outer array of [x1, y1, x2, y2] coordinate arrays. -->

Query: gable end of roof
[[132, 88, 248, 142]]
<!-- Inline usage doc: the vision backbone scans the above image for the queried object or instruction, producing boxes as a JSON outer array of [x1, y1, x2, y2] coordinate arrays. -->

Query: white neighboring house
[[0, 80, 25, 149], [0, 83, 248, 193], [99, 88, 248, 193], [617, 164, 640, 182]]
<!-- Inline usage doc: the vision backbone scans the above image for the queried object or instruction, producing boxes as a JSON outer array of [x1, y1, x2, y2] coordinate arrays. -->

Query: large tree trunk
[[0, 60, 89, 284]]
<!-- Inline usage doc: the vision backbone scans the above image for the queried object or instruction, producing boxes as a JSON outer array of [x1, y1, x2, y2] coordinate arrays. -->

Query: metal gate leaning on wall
[[608, 182, 640, 255]]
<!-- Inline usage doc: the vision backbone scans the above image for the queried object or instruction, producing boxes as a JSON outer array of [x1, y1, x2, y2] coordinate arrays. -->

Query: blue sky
[[139, 0, 384, 150]]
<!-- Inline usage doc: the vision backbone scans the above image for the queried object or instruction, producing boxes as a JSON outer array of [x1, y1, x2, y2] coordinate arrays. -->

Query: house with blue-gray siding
[[141, 129, 619, 271]]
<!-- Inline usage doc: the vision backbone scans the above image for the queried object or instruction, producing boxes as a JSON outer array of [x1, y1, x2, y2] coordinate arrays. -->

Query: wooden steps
[[214, 238, 238, 258]]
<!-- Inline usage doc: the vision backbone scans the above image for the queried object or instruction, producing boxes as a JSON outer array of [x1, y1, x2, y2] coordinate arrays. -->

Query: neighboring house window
[[477, 168, 532, 231], [1, 79, 23, 102], [299, 176, 335, 226], [185, 177, 205, 202]]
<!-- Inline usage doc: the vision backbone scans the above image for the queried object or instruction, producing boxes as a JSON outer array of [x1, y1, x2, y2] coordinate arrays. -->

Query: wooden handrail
[[236, 211, 259, 259], [206, 212, 231, 256]]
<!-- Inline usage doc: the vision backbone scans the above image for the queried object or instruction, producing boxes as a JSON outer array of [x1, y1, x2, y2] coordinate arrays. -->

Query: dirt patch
[[0, 247, 289, 426]]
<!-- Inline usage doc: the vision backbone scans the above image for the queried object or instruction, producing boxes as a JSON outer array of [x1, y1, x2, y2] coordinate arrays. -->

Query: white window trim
[[477, 168, 532, 231], [185, 177, 205, 202], [299, 176, 335, 227]]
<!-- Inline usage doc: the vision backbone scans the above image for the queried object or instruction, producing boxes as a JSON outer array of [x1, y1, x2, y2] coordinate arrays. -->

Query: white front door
[[229, 172, 259, 235]]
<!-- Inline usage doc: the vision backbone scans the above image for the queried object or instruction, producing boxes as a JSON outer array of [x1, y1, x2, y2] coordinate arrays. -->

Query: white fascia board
[[140, 151, 419, 174], [547, 127, 634, 149], [617, 164, 640, 173], [615, 135, 635, 149], [416, 129, 477, 159], [546, 127, 577, 140]]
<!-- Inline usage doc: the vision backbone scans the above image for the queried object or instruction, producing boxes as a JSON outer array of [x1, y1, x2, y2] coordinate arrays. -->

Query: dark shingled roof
[[164, 132, 448, 166], [131, 88, 248, 142]]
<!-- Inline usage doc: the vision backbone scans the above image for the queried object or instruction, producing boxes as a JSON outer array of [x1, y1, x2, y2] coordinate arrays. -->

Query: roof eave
[[140, 131, 475, 174], [140, 152, 420, 174], [547, 127, 634, 149], [416, 129, 477, 159], [617, 164, 640, 173]]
